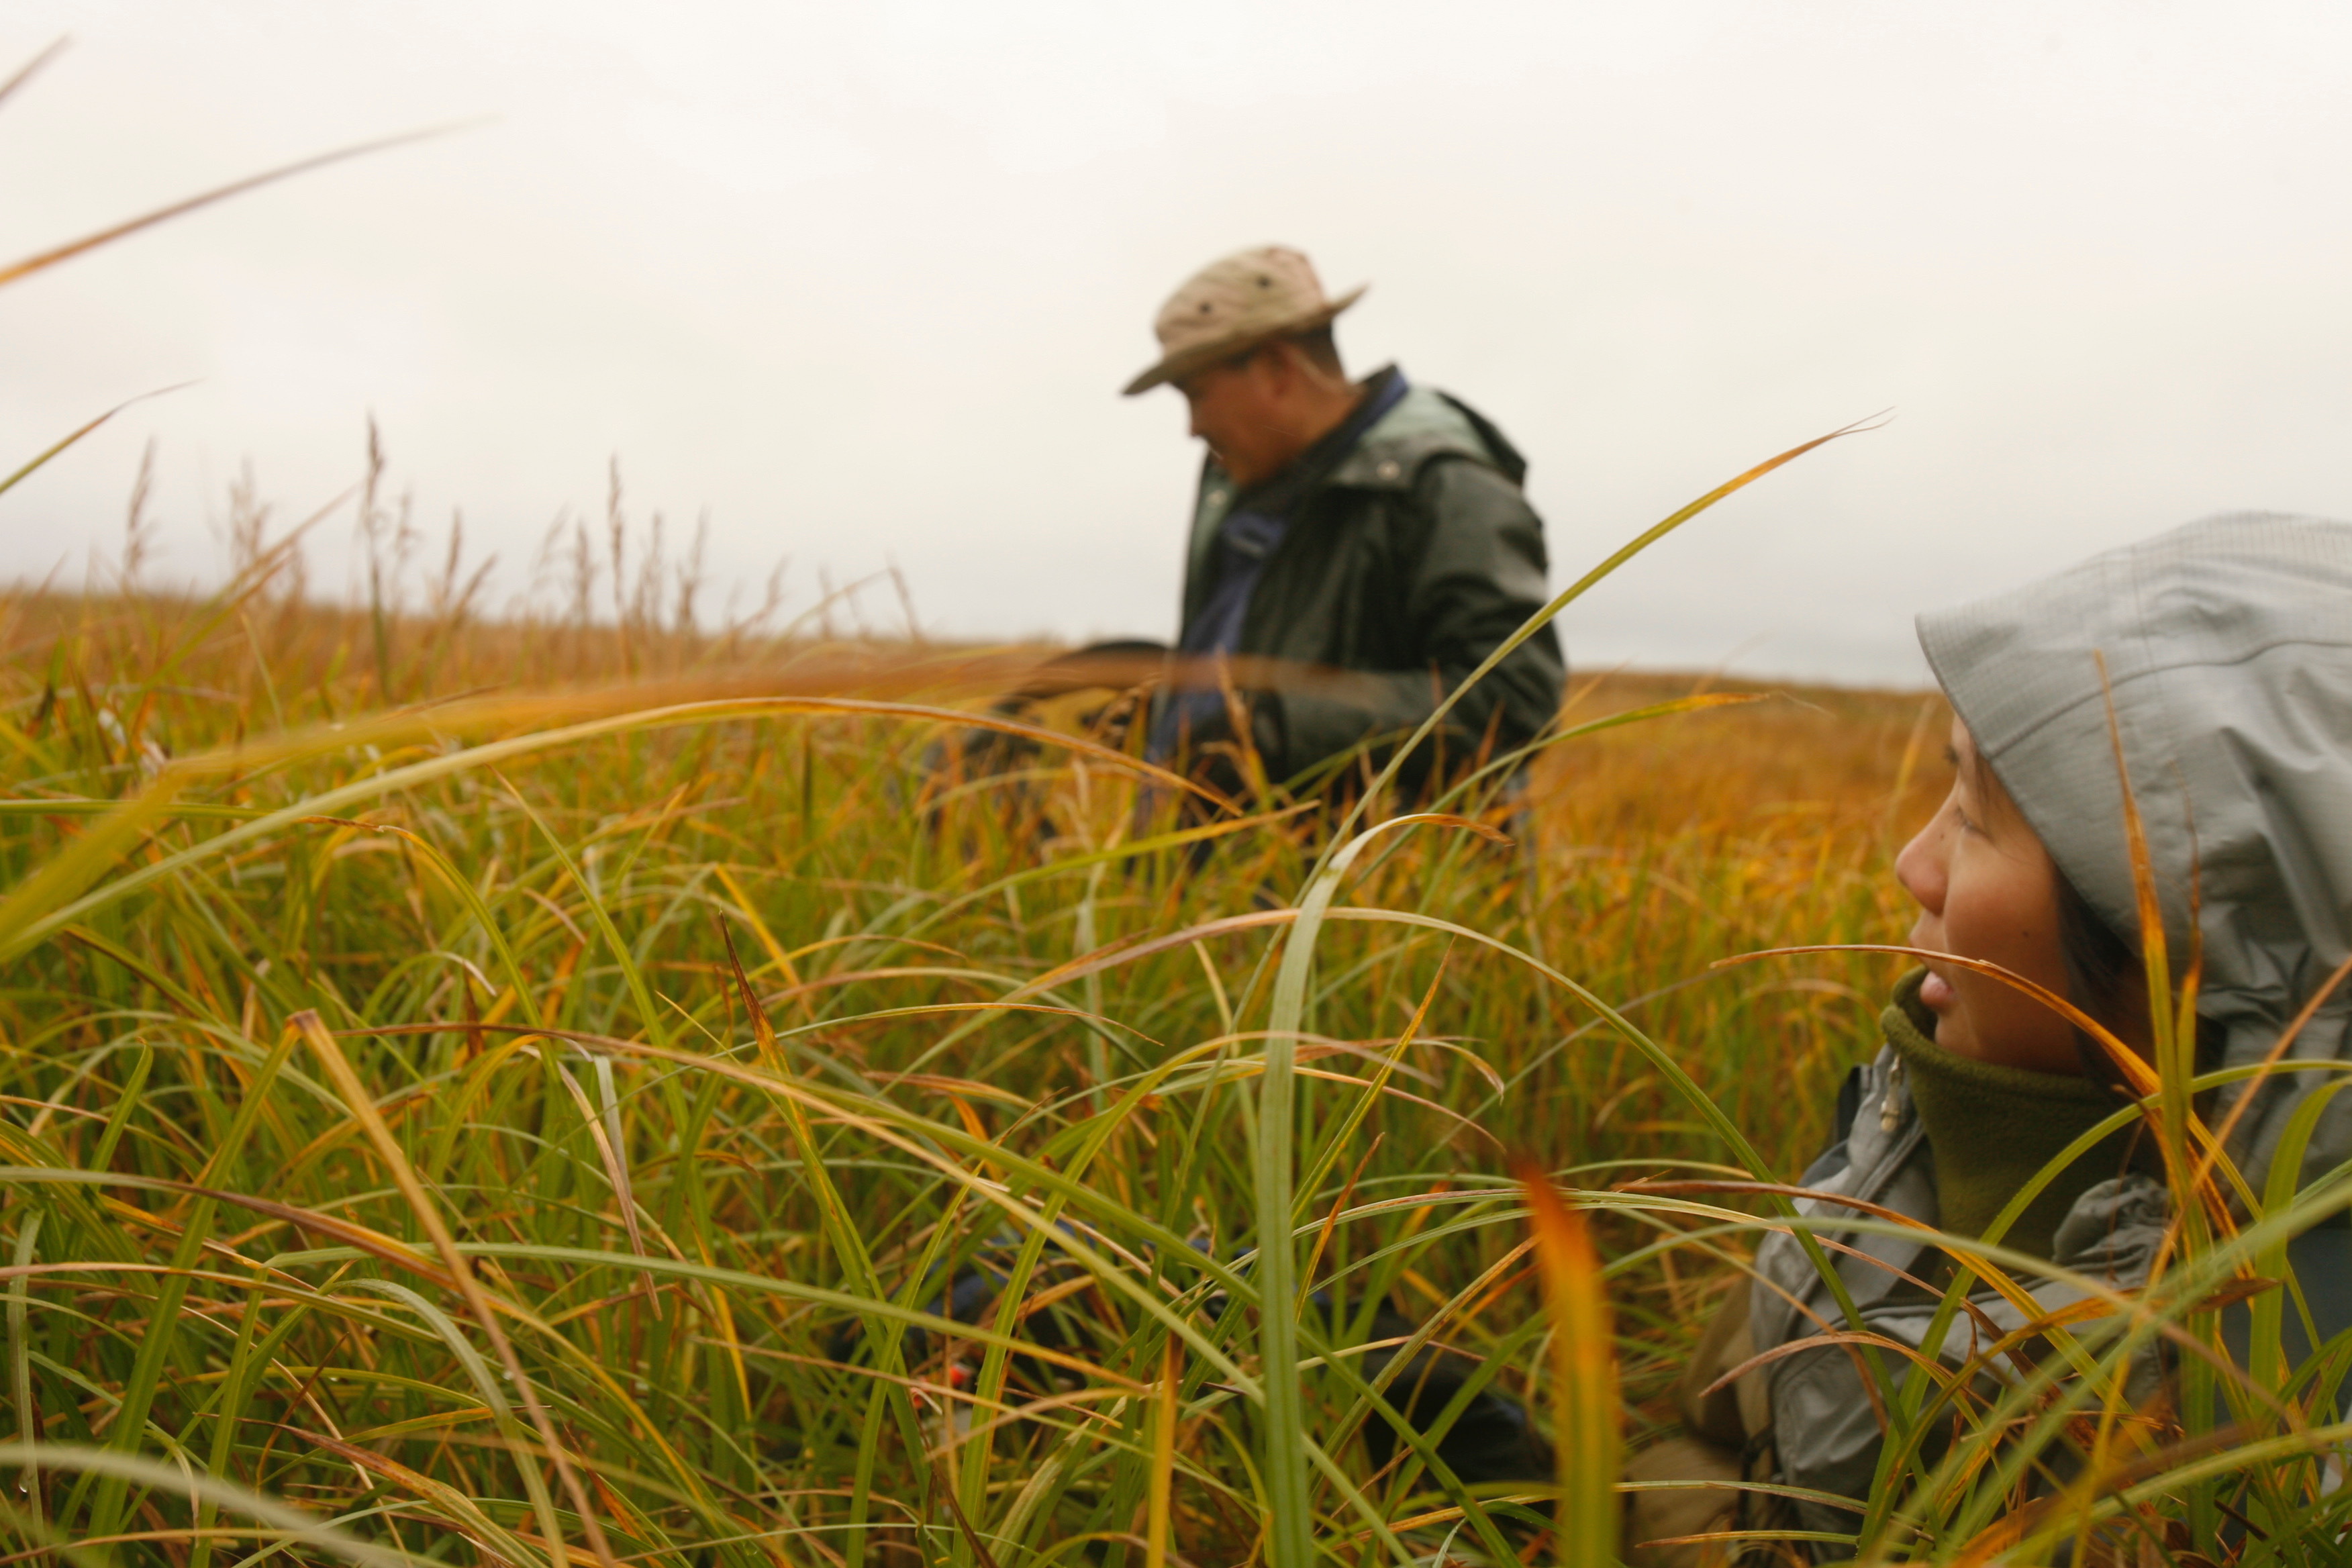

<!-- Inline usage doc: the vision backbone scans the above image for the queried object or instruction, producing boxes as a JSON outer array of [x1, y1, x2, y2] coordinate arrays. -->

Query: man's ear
[[1260, 340, 1306, 394]]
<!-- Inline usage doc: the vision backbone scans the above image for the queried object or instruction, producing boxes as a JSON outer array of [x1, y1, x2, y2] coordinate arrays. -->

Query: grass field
[[12, 42, 2348, 1563], [2, 506, 2346, 1567]]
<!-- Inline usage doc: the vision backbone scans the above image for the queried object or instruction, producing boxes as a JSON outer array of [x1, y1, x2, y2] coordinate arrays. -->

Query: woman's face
[[1894, 719, 2083, 1074]]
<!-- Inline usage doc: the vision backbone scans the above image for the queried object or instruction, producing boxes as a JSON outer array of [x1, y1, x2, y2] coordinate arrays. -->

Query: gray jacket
[[1748, 1044, 2167, 1540]]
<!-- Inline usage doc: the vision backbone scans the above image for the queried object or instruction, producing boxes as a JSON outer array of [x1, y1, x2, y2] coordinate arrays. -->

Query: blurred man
[[1126, 245, 1565, 799]]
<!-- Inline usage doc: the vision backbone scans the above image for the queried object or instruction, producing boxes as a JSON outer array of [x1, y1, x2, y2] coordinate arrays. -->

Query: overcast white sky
[[5, 1, 2351, 684]]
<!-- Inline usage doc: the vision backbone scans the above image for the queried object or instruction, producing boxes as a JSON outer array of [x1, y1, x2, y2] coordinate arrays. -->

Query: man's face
[[1894, 718, 2081, 1073], [1176, 350, 1292, 489]]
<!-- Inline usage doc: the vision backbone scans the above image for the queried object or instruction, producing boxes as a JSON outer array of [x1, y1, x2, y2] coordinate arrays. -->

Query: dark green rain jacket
[[1173, 369, 1566, 789]]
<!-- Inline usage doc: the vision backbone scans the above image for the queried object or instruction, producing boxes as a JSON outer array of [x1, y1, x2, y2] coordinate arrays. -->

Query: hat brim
[[1119, 285, 1367, 397]]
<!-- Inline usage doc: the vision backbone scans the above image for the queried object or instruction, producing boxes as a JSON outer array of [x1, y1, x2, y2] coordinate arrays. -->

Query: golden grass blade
[[2092, 653, 2198, 1168], [0, 121, 486, 291], [1265, 901, 1907, 1414], [2202, 947, 2352, 1172], [552, 1061, 650, 1264], [5, 1214, 42, 1536], [291, 1012, 615, 1568], [1147, 1334, 1179, 1568], [1255, 812, 1512, 1568], [1293, 955, 1450, 1222], [1314, 414, 1888, 864], [1418, 690, 1773, 823], [0, 38, 68, 115], [1517, 1162, 1620, 1567], [0, 689, 1228, 965], [283, 1421, 540, 1566], [0, 1444, 418, 1567], [0, 771, 187, 962], [1714, 940, 2160, 1098], [716, 914, 936, 1533], [0, 384, 193, 502], [0, 799, 261, 819], [320, 1020, 1256, 1383], [1715, 944, 2265, 1242]]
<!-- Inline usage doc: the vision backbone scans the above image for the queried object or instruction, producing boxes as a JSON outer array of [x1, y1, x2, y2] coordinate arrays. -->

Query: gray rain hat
[[1917, 513, 2352, 1195]]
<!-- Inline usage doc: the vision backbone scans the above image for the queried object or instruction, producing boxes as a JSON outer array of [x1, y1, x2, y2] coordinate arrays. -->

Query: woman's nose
[[1895, 815, 1947, 915]]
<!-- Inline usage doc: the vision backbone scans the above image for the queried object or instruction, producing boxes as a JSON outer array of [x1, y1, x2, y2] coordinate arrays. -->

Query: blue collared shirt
[[1150, 368, 1412, 761]]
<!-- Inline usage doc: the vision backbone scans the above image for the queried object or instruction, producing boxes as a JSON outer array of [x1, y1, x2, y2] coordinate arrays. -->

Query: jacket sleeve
[[1269, 456, 1566, 788], [1760, 1173, 2175, 1553]]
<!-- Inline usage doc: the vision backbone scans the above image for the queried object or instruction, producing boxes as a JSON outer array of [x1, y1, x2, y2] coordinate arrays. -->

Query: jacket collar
[[1327, 375, 1525, 490], [1222, 364, 1414, 520]]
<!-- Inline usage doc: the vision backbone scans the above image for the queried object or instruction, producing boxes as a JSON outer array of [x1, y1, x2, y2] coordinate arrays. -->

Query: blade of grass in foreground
[[1520, 1161, 1620, 1568], [1304, 415, 1888, 887], [0, 385, 193, 502], [1147, 1333, 1180, 1568], [0, 1443, 420, 1567], [295, 1012, 609, 1568], [0, 122, 482, 291], [0, 38, 69, 114], [0, 689, 1224, 965], [1259, 813, 1506, 1567], [1251, 429, 1867, 1566]]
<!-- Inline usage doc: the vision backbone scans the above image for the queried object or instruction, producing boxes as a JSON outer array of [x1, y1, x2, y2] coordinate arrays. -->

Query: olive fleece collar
[[1883, 970, 2144, 1260]]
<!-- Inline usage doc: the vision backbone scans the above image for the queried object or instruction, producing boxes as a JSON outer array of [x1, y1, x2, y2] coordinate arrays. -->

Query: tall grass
[[10, 420, 2352, 1568], [0, 467, 1973, 1563]]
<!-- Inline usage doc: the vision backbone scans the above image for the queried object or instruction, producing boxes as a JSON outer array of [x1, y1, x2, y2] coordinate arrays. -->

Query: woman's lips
[[1919, 969, 1955, 1010]]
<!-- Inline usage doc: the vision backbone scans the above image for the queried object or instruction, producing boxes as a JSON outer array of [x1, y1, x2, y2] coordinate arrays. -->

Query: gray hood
[[1916, 513, 2352, 1194]]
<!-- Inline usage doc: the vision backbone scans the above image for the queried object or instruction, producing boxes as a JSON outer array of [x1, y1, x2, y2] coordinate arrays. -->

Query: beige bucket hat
[[1121, 244, 1366, 396]]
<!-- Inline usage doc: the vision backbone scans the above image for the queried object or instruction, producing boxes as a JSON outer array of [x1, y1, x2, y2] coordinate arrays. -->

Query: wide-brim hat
[[1121, 244, 1366, 396]]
